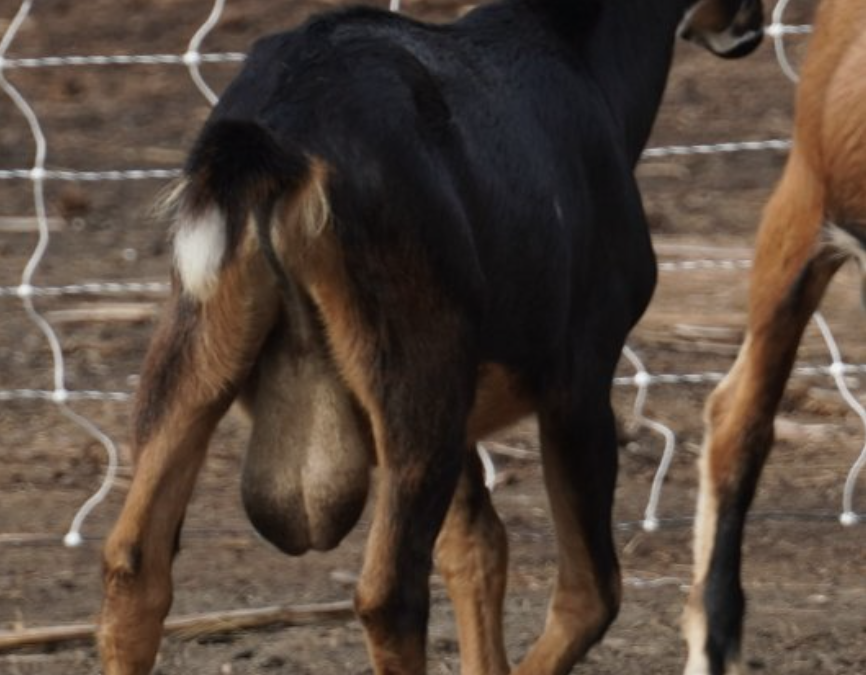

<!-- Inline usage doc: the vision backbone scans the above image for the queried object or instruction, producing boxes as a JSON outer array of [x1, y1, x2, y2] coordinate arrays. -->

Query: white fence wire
[[0, 0, 862, 564]]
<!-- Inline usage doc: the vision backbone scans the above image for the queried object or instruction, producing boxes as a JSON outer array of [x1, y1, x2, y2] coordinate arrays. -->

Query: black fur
[[185, 0, 708, 393], [184, 119, 309, 265], [176, 0, 762, 666], [704, 496, 749, 674]]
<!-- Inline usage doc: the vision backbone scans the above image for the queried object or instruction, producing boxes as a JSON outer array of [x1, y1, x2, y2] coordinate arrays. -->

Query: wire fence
[[0, 0, 862, 564]]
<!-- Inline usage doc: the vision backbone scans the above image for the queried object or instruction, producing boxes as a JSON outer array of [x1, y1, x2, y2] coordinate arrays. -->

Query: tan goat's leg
[[683, 152, 840, 675]]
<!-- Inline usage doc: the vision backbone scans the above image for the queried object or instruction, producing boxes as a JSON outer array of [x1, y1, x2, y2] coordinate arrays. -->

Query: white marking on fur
[[173, 206, 226, 301], [703, 27, 762, 56], [678, 1, 761, 57], [683, 438, 719, 675], [683, 647, 744, 675], [553, 197, 564, 224], [269, 162, 330, 258], [824, 221, 866, 268], [300, 166, 331, 238], [683, 344, 751, 675]]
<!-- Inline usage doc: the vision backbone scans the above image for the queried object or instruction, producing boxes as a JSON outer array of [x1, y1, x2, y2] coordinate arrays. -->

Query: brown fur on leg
[[435, 450, 510, 675], [100, 234, 279, 675]]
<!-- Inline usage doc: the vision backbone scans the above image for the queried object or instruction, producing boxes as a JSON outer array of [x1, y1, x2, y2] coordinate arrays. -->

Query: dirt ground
[[1, 1, 864, 674]]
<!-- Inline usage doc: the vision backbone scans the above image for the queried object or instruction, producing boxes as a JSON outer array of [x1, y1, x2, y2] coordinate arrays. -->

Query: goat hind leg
[[317, 299, 470, 672], [353, 361, 470, 674], [683, 156, 840, 675], [512, 391, 622, 675], [435, 448, 510, 675], [99, 264, 276, 675]]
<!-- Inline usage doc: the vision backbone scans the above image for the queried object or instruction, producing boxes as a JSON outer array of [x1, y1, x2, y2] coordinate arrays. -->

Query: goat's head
[[679, 0, 764, 58]]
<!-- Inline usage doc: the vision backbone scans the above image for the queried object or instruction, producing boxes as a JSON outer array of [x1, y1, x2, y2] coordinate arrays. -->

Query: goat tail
[[169, 118, 329, 301]]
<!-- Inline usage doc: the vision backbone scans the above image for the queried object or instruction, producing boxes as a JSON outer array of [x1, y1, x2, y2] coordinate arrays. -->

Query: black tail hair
[[180, 119, 322, 345], [182, 118, 311, 259]]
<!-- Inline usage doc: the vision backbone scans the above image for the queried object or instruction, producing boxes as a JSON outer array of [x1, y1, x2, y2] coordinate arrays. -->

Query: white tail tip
[[173, 206, 227, 300]]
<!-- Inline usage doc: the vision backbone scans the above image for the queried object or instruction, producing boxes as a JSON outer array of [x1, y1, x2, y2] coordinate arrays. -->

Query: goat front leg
[[99, 259, 276, 675]]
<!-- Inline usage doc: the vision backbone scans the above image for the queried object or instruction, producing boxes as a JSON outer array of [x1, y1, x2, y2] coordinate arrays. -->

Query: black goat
[[99, 1, 763, 674]]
